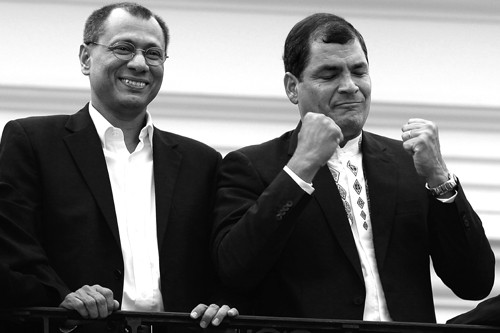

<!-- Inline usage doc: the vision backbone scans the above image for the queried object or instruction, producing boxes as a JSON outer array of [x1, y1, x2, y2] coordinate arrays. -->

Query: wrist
[[425, 169, 450, 188], [426, 173, 457, 197], [287, 156, 322, 183]]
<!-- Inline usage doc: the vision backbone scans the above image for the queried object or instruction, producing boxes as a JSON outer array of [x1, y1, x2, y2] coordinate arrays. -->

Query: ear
[[79, 44, 91, 76], [284, 72, 299, 105]]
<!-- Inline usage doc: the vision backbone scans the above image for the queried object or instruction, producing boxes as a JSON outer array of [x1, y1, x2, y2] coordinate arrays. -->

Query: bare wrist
[[287, 157, 321, 183]]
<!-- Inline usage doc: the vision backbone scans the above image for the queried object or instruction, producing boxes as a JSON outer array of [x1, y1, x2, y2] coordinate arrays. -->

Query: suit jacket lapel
[[288, 123, 363, 280], [313, 166, 364, 280], [362, 132, 398, 271], [63, 105, 120, 246], [152, 129, 182, 251]]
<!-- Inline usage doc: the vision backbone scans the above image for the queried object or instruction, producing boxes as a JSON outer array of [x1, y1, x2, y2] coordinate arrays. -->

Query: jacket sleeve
[[211, 150, 310, 292], [428, 179, 495, 300], [0, 121, 70, 306]]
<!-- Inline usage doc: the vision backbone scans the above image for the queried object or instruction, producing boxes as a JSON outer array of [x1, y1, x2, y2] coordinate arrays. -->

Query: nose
[[338, 74, 359, 94], [127, 50, 150, 72]]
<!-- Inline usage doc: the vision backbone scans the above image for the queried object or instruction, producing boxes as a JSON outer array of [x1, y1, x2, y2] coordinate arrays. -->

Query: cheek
[[151, 68, 164, 84], [357, 79, 372, 97], [301, 83, 328, 102]]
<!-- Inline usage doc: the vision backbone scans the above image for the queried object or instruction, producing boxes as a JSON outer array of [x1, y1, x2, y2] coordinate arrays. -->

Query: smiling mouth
[[120, 78, 147, 89], [337, 101, 361, 107]]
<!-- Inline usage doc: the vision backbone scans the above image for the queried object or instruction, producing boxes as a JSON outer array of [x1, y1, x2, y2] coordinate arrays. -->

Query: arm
[[212, 113, 342, 292], [0, 121, 71, 305], [428, 181, 495, 300], [212, 151, 307, 292], [401, 118, 495, 299]]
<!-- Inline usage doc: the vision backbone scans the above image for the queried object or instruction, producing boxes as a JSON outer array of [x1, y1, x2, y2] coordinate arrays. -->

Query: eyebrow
[[316, 61, 367, 72], [111, 39, 163, 49], [315, 64, 341, 72]]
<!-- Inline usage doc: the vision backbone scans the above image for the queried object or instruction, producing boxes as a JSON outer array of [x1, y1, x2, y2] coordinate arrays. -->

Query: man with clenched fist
[[210, 12, 494, 324]]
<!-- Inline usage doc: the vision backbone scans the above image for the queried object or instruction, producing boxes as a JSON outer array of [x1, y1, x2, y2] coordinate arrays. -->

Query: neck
[[98, 109, 147, 153]]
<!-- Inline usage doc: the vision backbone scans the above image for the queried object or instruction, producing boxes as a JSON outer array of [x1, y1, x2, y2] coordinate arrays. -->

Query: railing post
[[43, 316, 50, 333], [124, 316, 142, 333]]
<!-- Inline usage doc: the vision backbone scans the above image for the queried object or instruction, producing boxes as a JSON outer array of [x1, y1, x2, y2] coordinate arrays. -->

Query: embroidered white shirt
[[285, 131, 458, 320], [326, 134, 391, 321]]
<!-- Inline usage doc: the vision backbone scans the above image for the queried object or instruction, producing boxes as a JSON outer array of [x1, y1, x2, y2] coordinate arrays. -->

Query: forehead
[[306, 39, 367, 70], [99, 8, 165, 48]]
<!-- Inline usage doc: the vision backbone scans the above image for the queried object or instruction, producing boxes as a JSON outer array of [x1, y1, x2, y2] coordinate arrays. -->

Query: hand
[[288, 112, 344, 182], [190, 303, 239, 328], [401, 118, 449, 186], [59, 284, 120, 319]]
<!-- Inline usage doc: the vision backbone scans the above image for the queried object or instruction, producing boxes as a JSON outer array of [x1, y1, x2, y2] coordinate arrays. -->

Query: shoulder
[[2, 114, 75, 142], [153, 128, 220, 159], [362, 131, 416, 173], [363, 131, 400, 145], [222, 130, 294, 177], [234, 130, 294, 159], [363, 131, 407, 154], [6, 114, 71, 129]]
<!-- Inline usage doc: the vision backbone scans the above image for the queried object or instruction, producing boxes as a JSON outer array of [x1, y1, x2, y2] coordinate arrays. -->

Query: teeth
[[122, 79, 146, 88]]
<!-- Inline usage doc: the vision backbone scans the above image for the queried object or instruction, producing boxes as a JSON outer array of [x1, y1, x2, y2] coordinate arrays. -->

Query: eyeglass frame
[[85, 41, 168, 66]]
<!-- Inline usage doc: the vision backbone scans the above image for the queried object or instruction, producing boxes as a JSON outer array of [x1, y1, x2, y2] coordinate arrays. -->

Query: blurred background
[[0, 0, 499, 323]]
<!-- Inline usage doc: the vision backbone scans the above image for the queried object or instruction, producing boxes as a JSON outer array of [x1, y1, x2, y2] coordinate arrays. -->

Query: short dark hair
[[283, 13, 368, 79], [83, 2, 170, 51]]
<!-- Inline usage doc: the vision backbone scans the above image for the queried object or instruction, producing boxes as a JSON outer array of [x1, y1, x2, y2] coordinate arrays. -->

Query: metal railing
[[0, 307, 498, 333]]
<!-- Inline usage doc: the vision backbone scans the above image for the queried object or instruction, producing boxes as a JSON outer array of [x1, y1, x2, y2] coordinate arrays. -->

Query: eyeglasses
[[86, 41, 168, 66]]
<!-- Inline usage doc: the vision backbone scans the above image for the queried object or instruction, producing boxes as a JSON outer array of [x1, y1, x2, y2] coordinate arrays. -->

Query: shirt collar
[[88, 103, 154, 148], [329, 132, 363, 162]]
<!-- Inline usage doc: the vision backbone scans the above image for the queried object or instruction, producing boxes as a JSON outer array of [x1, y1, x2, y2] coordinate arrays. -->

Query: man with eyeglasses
[[0, 2, 236, 332]]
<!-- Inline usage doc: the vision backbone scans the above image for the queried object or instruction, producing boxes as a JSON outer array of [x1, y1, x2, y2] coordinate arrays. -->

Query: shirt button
[[462, 213, 471, 228]]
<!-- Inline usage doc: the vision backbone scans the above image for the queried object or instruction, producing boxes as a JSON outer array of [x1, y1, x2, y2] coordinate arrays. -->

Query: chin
[[121, 94, 151, 107]]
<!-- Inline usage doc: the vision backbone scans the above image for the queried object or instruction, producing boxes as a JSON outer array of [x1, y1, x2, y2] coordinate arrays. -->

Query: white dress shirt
[[89, 104, 164, 312]]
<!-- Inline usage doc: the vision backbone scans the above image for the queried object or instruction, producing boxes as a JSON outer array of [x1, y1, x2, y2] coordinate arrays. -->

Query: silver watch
[[427, 173, 457, 197]]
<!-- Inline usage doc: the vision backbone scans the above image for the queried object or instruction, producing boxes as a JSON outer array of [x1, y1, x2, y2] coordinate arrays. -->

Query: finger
[[401, 130, 413, 142], [78, 285, 108, 318], [74, 289, 100, 319], [89, 289, 109, 318], [199, 303, 219, 328], [190, 303, 208, 319], [60, 293, 89, 318], [402, 140, 416, 155], [211, 305, 230, 326], [76, 285, 111, 319], [402, 118, 428, 132], [228, 308, 239, 317], [407, 118, 428, 124], [94, 285, 117, 313]]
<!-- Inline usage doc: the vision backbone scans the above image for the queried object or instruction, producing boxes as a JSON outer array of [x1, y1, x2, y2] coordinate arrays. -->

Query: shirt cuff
[[283, 166, 315, 195], [435, 190, 457, 203]]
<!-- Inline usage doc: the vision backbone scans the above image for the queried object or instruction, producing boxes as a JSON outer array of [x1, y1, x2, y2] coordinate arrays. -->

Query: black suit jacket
[[447, 294, 500, 326], [0, 105, 222, 313], [211, 124, 494, 323]]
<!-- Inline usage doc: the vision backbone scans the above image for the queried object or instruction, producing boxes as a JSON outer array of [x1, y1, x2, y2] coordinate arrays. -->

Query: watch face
[[429, 174, 457, 196]]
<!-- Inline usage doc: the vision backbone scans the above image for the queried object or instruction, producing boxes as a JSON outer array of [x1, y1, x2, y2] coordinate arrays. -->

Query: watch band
[[426, 173, 457, 197]]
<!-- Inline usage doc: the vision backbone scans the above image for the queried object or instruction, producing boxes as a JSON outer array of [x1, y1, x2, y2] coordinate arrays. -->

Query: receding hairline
[[100, 8, 166, 46]]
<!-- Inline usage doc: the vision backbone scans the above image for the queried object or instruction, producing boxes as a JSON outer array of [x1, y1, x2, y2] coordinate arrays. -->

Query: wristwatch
[[426, 173, 457, 197]]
